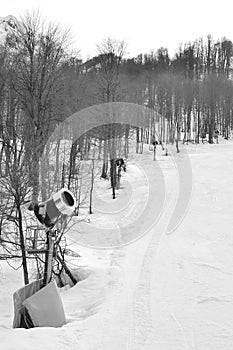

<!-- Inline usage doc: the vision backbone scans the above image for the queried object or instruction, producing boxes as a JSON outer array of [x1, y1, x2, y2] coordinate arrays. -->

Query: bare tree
[[0, 132, 31, 284], [10, 11, 71, 203]]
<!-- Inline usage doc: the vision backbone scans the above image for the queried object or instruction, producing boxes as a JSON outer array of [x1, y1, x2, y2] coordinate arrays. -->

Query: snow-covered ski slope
[[1, 140, 233, 350]]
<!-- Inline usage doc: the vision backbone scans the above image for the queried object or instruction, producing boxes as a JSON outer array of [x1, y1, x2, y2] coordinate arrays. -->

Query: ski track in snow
[[129, 152, 178, 349], [91, 149, 179, 350], [2, 141, 233, 349]]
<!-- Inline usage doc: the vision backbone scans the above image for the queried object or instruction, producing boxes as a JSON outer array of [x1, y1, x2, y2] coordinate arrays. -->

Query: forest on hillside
[[1, 12, 233, 285]]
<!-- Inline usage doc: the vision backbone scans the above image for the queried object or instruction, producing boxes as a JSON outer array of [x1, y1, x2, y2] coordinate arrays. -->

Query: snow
[[1, 139, 233, 349]]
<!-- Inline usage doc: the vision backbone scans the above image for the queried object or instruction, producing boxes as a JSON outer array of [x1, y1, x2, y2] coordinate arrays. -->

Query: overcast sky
[[1, 0, 233, 60]]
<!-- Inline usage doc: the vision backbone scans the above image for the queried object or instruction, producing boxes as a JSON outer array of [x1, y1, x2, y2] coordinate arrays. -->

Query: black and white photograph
[[1, 0, 233, 349]]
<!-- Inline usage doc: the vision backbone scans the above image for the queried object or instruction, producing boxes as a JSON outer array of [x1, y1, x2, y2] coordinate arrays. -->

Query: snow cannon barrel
[[33, 189, 76, 228]]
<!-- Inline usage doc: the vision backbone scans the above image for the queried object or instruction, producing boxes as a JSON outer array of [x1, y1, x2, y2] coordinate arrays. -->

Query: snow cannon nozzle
[[29, 188, 76, 228]]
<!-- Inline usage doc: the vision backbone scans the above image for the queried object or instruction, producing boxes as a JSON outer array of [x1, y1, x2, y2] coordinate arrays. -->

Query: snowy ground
[[1, 140, 233, 349]]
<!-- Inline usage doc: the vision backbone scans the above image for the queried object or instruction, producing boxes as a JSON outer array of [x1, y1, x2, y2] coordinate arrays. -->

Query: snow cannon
[[31, 189, 76, 228]]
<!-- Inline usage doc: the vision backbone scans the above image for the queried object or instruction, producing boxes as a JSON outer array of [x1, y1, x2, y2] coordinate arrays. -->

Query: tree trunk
[[110, 158, 116, 199], [101, 140, 108, 178], [136, 127, 140, 153], [17, 205, 29, 285], [31, 151, 40, 204], [153, 145, 156, 161], [89, 159, 95, 214], [54, 138, 61, 186]]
